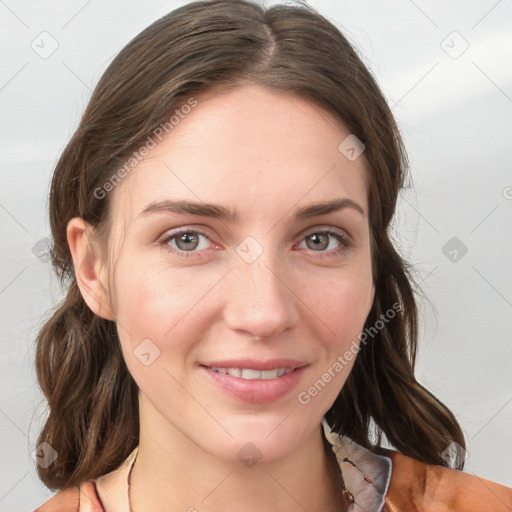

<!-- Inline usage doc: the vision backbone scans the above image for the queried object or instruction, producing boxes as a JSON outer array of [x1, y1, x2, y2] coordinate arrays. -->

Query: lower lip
[[200, 365, 308, 403]]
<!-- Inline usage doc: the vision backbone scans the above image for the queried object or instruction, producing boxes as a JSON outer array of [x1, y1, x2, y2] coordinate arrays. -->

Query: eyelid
[[299, 224, 352, 241], [157, 224, 354, 258], [157, 224, 351, 243], [157, 226, 215, 248], [296, 226, 354, 256]]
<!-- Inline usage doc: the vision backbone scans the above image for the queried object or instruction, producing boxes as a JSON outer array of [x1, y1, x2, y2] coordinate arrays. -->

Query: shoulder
[[35, 447, 137, 511], [34, 481, 104, 512], [383, 449, 512, 511]]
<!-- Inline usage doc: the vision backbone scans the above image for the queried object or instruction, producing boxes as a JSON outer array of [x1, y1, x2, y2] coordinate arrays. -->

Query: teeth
[[208, 367, 294, 379]]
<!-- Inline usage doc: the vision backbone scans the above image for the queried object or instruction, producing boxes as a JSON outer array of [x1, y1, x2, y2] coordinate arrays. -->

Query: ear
[[66, 217, 115, 321]]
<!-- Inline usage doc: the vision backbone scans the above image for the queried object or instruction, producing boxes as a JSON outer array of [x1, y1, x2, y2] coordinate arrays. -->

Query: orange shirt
[[35, 420, 512, 511]]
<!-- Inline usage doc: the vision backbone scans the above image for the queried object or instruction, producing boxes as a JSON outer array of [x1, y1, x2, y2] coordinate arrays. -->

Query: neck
[[129, 399, 345, 512]]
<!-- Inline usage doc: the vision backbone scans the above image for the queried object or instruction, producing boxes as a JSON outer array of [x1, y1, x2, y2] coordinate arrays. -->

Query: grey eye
[[175, 232, 201, 251], [305, 233, 330, 251]]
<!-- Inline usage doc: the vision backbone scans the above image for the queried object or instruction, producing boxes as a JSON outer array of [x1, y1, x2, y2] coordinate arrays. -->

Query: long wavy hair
[[34, 0, 465, 490]]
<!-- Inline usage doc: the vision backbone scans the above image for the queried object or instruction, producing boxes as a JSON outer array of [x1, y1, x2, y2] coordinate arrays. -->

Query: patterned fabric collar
[[321, 417, 392, 511]]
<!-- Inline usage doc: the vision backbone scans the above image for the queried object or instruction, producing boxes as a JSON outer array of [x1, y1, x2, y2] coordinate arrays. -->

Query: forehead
[[111, 84, 369, 223]]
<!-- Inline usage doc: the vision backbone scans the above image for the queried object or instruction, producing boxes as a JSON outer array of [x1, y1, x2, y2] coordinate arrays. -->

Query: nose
[[222, 253, 300, 340]]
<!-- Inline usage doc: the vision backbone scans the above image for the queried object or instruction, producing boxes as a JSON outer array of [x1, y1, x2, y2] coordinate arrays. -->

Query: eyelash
[[158, 227, 353, 260]]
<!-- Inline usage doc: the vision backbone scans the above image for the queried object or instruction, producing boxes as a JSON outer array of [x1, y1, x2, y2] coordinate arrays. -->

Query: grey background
[[0, 0, 511, 509]]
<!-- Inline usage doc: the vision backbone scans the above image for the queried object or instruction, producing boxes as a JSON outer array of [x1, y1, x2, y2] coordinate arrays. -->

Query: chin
[[203, 412, 315, 464]]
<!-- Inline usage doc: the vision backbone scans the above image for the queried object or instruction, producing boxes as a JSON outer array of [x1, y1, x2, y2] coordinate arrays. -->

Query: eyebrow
[[138, 197, 366, 222]]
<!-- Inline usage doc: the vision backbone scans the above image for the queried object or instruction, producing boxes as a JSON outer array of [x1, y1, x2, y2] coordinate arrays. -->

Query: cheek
[[112, 261, 207, 395], [300, 271, 373, 404], [113, 258, 221, 350], [310, 266, 374, 339], [113, 241, 373, 353]]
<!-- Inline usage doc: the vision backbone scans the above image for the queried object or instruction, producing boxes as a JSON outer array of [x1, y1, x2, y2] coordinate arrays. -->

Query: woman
[[34, 0, 511, 510]]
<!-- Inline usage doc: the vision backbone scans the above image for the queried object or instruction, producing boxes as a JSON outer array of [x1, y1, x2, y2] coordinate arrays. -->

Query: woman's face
[[106, 84, 374, 463]]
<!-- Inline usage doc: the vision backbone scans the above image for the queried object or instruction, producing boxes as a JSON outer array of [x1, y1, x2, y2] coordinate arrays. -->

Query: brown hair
[[35, 0, 466, 490]]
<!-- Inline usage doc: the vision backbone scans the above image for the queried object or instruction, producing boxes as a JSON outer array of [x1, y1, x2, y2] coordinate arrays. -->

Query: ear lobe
[[66, 217, 115, 321]]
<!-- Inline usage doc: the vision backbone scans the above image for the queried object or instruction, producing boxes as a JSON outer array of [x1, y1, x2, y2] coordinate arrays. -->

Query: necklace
[[126, 447, 355, 512], [127, 449, 137, 512]]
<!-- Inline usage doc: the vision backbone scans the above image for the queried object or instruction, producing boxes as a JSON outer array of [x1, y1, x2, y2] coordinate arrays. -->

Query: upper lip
[[200, 359, 308, 371]]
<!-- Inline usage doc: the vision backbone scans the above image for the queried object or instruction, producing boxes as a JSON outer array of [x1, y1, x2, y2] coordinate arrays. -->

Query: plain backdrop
[[0, 0, 511, 509]]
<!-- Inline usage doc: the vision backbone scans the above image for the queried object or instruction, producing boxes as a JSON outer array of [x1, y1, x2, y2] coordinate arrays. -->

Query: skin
[[67, 84, 375, 512]]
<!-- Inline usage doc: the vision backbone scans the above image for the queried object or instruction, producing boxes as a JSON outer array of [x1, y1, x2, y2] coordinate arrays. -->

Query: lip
[[200, 358, 308, 371], [199, 360, 309, 403]]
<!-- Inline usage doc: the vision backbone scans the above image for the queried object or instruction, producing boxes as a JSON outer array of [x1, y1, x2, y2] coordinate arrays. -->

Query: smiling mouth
[[205, 367, 295, 379], [200, 362, 308, 403]]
